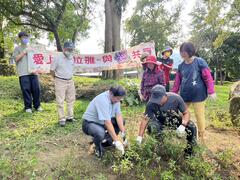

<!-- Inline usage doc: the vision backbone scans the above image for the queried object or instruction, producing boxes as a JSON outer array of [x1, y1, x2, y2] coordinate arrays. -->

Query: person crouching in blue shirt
[[82, 86, 127, 158]]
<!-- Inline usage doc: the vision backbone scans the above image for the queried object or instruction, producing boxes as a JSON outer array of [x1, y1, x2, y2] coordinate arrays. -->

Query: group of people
[[13, 31, 216, 159], [13, 31, 76, 127]]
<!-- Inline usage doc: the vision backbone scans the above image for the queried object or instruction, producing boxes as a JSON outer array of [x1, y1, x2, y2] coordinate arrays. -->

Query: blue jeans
[[82, 118, 122, 148], [19, 75, 41, 110]]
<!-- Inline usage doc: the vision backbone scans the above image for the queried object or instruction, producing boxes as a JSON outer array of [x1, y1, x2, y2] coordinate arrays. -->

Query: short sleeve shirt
[[50, 53, 74, 79], [178, 57, 208, 102], [12, 45, 30, 77], [82, 91, 121, 125], [145, 92, 186, 122]]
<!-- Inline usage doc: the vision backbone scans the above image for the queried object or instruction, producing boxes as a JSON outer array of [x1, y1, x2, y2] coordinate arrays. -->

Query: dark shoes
[[66, 118, 76, 122], [95, 144, 104, 158]]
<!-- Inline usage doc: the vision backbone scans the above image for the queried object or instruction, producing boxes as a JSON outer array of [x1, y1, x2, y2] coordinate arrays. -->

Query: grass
[[0, 76, 239, 179]]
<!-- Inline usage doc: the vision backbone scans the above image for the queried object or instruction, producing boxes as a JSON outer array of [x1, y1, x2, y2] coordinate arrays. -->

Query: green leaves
[[125, 0, 182, 53]]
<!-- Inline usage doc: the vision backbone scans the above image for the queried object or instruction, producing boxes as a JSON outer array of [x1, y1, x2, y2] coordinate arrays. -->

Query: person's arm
[[138, 104, 155, 137], [162, 62, 173, 70], [181, 109, 190, 126], [105, 120, 119, 141], [15, 51, 27, 62], [158, 70, 166, 86], [116, 113, 125, 133], [50, 57, 57, 78], [177, 96, 190, 126], [50, 70, 55, 77], [140, 72, 145, 96], [201, 68, 215, 95], [138, 117, 149, 137], [171, 72, 181, 93]]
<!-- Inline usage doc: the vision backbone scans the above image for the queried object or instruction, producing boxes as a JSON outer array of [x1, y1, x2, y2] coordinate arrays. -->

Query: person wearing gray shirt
[[137, 85, 197, 157], [12, 31, 42, 113]]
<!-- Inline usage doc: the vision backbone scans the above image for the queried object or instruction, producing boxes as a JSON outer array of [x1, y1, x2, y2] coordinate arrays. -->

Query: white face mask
[[64, 51, 73, 58]]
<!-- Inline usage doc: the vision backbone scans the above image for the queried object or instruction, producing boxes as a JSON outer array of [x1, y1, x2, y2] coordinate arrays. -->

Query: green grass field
[[0, 76, 238, 179]]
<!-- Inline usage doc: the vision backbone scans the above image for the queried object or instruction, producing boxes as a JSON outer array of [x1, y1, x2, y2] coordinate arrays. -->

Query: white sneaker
[[36, 107, 43, 112], [25, 109, 32, 113]]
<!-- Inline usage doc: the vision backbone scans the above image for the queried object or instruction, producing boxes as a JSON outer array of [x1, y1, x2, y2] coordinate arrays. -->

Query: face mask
[[22, 38, 29, 45], [64, 51, 73, 58], [164, 51, 171, 58]]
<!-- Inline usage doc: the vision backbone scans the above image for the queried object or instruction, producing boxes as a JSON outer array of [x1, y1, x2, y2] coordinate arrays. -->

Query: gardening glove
[[113, 141, 125, 155], [176, 125, 186, 138], [136, 136, 143, 144], [208, 93, 217, 101]]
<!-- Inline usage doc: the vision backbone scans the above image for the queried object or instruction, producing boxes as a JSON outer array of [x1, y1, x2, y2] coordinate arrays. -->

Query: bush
[[102, 133, 224, 179], [39, 75, 141, 105], [0, 75, 141, 104], [0, 63, 16, 76], [0, 76, 21, 99]]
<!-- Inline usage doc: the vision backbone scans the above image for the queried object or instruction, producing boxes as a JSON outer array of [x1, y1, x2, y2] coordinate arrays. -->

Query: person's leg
[[30, 75, 41, 110], [185, 120, 197, 156], [19, 75, 32, 110], [82, 120, 105, 157], [55, 79, 67, 123], [65, 80, 76, 120], [192, 101, 206, 144], [166, 82, 170, 92]]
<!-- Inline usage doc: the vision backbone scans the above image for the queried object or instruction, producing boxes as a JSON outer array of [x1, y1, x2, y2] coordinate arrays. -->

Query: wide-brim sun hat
[[161, 46, 173, 56], [142, 55, 158, 65]]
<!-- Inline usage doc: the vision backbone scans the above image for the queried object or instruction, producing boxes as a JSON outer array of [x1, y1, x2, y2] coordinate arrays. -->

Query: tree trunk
[[0, 15, 4, 59], [219, 60, 224, 85], [111, 0, 123, 79], [214, 53, 219, 85], [102, 0, 123, 79], [102, 0, 113, 79], [53, 29, 62, 52]]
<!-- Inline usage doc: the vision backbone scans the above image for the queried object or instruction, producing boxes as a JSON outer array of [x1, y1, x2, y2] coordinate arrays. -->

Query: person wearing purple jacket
[[171, 42, 217, 144], [140, 55, 165, 102]]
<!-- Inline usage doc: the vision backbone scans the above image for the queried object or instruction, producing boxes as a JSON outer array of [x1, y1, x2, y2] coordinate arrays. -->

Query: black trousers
[[19, 75, 41, 110], [147, 115, 197, 154], [82, 117, 123, 148]]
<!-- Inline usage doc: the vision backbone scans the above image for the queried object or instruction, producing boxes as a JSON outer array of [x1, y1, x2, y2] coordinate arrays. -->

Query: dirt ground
[[34, 121, 240, 179]]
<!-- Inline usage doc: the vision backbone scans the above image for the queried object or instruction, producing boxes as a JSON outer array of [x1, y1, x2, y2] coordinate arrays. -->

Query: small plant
[[216, 149, 234, 168]]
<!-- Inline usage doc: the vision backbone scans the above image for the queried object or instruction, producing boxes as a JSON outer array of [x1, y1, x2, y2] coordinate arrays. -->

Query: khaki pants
[[186, 101, 206, 143], [54, 78, 75, 121]]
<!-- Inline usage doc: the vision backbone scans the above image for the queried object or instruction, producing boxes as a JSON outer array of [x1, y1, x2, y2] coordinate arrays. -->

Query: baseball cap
[[18, 31, 29, 38], [149, 85, 166, 104], [63, 41, 75, 49]]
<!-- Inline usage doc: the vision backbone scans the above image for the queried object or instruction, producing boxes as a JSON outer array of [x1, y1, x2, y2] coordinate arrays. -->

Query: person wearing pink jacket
[[171, 42, 217, 144]]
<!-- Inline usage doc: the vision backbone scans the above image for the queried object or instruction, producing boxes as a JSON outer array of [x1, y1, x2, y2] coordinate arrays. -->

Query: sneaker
[[95, 144, 103, 158], [59, 119, 66, 127], [36, 106, 43, 112], [66, 117, 76, 122], [25, 109, 32, 113]]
